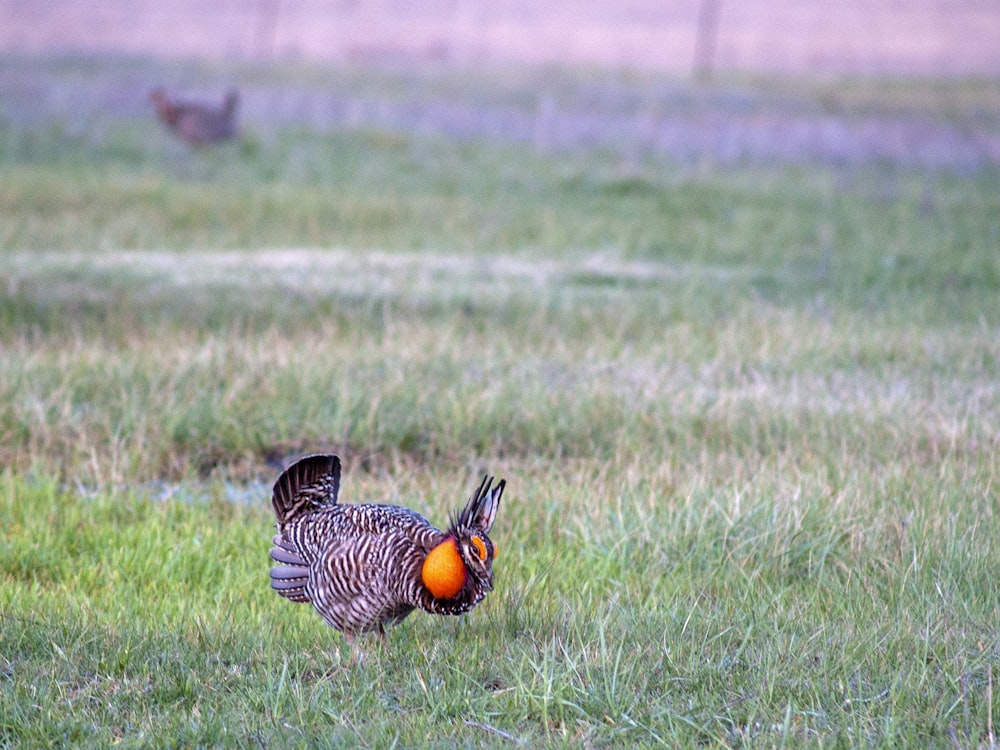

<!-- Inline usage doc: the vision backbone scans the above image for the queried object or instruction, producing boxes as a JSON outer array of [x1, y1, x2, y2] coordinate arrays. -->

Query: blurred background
[[4, 0, 1000, 75], [2, 0, 999, 172]]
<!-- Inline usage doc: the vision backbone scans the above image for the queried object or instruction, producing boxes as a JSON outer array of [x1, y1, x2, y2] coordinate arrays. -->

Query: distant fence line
[[2, 0, 1000, 76]]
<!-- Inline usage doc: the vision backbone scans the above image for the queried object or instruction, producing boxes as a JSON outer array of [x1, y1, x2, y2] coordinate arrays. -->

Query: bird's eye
[[471, 535, 488, 561]]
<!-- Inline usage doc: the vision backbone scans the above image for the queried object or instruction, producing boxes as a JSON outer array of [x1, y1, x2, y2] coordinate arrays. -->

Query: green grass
[[1, 58, 999, 746]]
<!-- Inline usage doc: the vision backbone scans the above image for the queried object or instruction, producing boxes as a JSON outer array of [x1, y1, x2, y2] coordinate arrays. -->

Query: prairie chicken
[[269, 454, 505, 638], [149, 87, 239, 145]]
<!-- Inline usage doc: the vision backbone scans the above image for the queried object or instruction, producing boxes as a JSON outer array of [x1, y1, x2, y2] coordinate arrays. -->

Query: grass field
[[1, 58, 999, 747]]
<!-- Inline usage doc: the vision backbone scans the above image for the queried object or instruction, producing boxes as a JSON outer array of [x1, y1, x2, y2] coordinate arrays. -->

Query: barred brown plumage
[[149, 87, 239, 145], [269, 454, 505, 638]]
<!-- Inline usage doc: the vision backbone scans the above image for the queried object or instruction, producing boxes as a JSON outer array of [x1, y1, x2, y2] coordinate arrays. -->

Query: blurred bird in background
[[149, 87, 239, 145]]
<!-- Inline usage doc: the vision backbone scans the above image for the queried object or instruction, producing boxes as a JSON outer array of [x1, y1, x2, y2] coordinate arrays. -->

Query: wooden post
[[693, 0, 721, 82]]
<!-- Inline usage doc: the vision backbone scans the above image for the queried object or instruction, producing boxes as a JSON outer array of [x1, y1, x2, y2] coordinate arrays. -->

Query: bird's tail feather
[[271, 453, 341, 523], [270, 535, 311, 603]]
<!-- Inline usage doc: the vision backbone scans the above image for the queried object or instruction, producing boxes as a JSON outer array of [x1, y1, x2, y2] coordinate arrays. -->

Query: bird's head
[[149, 87, 171, 113], [421, 475, 504, 601]]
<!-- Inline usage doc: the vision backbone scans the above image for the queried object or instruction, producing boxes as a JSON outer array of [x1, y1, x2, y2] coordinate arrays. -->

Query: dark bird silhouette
[[149, 87, 239, 145], [269, 454, 504, 640]]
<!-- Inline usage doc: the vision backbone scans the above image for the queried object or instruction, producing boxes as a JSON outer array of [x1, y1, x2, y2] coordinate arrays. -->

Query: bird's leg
[[343, 631, 363, 663], [344, 631, 381, 665]]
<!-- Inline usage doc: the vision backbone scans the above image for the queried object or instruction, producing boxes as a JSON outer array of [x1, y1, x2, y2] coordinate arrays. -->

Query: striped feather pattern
[[269, 454, 505, 637]]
